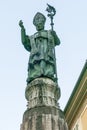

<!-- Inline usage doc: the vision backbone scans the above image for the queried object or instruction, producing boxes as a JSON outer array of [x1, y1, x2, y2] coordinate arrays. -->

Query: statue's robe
[[22, 30, 60, 83]]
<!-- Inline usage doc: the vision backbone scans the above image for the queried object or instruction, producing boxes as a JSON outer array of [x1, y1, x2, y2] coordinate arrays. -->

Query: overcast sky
[[0, 0, 87, 130]]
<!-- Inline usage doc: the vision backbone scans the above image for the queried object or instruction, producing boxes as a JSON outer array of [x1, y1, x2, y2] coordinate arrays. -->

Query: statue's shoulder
[[29, 30, 52, 39], [33, 30, 48, 38]]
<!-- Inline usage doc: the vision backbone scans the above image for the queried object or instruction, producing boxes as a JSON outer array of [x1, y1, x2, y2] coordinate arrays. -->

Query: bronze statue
[[19, 11, 60, 84]]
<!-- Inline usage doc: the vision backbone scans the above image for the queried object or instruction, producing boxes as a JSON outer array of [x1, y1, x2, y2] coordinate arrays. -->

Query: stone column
[[20, 78, 68, 130]]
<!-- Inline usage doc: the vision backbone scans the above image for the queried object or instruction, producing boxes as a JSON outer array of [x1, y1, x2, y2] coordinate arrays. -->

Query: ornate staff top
[[46, 3, 56, 30]]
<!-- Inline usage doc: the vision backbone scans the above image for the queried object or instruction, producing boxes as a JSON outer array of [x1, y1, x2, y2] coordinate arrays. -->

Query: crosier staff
[[46, 3, 56, 31], [46, 4, 58, 83]]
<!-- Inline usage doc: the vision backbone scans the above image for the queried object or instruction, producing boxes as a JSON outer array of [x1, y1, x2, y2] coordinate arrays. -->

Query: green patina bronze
[[19, 11, 60, 84]]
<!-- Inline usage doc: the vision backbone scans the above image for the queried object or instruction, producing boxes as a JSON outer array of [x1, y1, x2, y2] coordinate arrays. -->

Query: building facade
[[64, 61, 87, 130]]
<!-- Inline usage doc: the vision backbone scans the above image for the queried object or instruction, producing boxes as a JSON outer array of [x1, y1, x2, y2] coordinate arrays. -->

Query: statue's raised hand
[[19, 20, 24, 29]]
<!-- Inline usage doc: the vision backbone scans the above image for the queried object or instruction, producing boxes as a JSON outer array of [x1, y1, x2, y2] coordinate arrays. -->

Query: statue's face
[[34, 14, 45, 31], [36, 22, 44, 31]]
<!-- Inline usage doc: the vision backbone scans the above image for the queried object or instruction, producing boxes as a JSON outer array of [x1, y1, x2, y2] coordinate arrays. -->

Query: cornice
[[64, 60, 87, 127]]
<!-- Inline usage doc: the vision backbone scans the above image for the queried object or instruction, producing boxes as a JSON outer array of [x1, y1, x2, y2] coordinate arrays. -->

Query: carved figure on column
[[19, 12, 60, 84]]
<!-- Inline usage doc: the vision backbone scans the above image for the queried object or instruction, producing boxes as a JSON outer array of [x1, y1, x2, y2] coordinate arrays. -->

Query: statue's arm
[[19, 20, 31, 52], [51, 30, 60, 46]]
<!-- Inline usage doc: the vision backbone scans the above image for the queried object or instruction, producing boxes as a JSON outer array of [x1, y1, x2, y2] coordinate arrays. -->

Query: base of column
[[20, 106, 68, 130], [20, 78, 68, 130]]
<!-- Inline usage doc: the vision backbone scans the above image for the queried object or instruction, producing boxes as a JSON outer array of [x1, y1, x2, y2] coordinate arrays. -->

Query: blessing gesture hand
[[19, 20, 24, 28]]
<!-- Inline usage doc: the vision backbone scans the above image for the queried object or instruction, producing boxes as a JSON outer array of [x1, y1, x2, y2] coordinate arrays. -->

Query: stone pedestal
[[25, 78, 60, 108], [20, 78, 68, 130]]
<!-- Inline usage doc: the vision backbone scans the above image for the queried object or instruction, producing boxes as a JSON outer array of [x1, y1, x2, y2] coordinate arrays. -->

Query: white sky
[[0, 0, 87, 130]]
